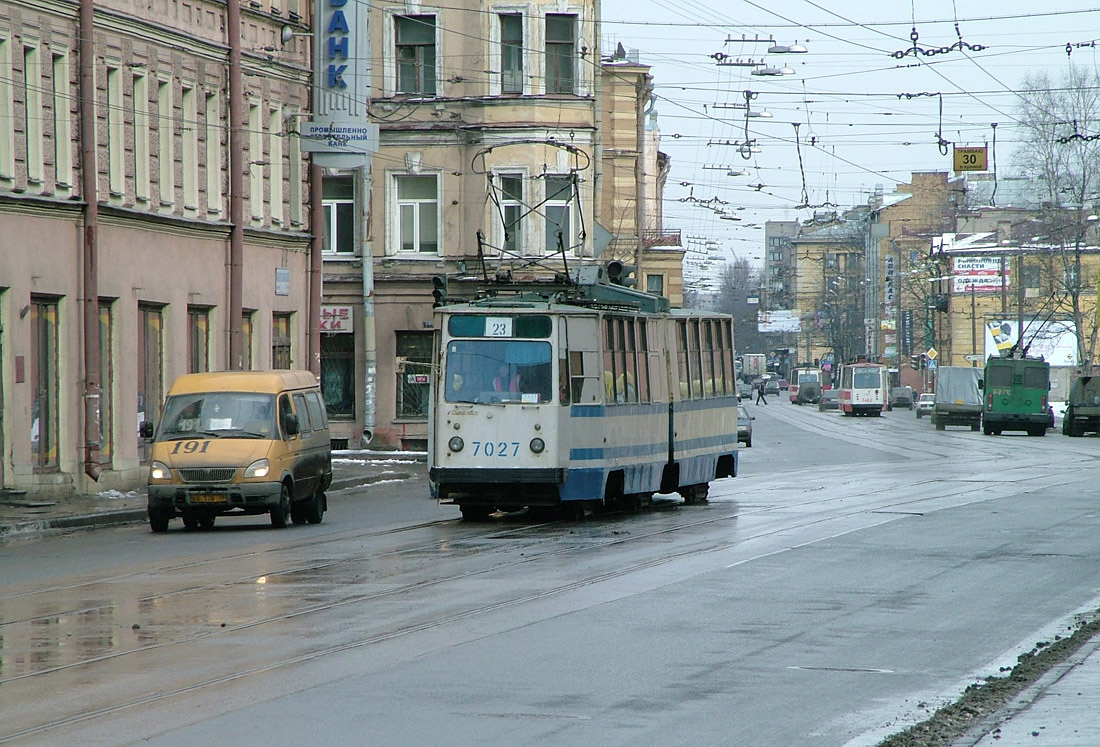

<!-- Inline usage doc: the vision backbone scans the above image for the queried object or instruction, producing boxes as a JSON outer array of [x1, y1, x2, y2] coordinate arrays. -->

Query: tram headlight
[[529, 437, 545, 454], [448, 436, 465, 453]]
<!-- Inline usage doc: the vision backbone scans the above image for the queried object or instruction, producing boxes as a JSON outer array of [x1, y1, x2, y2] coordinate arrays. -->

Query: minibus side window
[[293, 393, 314, 432], [278, 394, 294, 439], [305, 391, 328, 429]]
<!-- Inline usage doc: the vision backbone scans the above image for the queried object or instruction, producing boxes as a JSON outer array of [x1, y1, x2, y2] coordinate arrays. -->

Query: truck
[[1062, 375, 1100, 436], [742, 353, 767, 383], [931, 366, 983, 431], [982, 356, 1050, 437]]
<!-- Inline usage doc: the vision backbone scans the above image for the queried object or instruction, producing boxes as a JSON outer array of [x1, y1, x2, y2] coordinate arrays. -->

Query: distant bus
[[837, 361, 888, 417]]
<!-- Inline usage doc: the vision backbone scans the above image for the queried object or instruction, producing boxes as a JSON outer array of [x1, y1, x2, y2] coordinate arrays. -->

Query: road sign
[[927, 347, 938, 360], [928, 359, 938, 371], [953, 146, 988, 172]]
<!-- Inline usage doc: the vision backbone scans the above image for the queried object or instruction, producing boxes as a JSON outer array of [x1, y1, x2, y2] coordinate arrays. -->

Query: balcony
[[643, 229, 682, 248]]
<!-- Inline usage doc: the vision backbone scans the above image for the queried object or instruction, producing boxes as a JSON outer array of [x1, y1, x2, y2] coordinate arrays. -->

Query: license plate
[[191, 493, 227, 504]]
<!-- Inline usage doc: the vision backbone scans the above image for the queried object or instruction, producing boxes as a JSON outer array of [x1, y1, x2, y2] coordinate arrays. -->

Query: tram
[[428, 264, 740, 520], [836, 360, 889, 416]]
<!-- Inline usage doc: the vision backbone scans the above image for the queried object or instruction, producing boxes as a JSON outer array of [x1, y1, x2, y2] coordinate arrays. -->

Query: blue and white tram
[[428, 273, 740, 520]]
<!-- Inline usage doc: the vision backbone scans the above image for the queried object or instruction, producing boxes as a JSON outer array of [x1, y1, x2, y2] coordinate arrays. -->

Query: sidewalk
[[958, 630, 1100, 746], [0, 450, 425, 542]]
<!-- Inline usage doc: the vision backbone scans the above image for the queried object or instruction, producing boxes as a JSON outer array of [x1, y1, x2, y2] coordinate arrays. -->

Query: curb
[[0, 470, 415, 542]]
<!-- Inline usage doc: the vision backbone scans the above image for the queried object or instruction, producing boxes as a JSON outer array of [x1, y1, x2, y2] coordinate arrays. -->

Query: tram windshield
[[444, 339, 554, 404]]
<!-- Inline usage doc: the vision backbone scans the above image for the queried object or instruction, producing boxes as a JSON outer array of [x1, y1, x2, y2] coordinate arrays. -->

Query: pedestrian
[[755, 381, 768, 405]]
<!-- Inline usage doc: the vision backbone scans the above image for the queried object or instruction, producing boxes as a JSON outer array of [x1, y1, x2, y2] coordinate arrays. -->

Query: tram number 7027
[[471, 440, 521, 457]]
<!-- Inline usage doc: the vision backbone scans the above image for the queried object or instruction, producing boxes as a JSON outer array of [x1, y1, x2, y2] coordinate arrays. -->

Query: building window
[[133, 72, 149, 200], [500, 14, 523, 93], [646, 274, 664, 295], [205, 91, 221, 215], [181, 85, 198, 209], [52, 50, 72, 189], [137, 304, 164, 462], [0, 35, 14, 179], [30, 297, 60, 469], [545, 14, 576, 94], [107, 65, 124, 195], [242, 311, 254, 370], [273, 312, 292, 369], [544, 174, 573, 253], [98, 301, 114, 464], [24, 44, 43, 184], [321, 333, 355, 418], [188, 306, 210, 373], [396, 332, 432, 419], [396, 174, 438, 253], [323, 176, 355, 253], [157, 77, 174, 206], [499, 173, 523, 254], [248, 101, 263, 220], [395, 15, 436, 96], [269, 106, 284, 224]]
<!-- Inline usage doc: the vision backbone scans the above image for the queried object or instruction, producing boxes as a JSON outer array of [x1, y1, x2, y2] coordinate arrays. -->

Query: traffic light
[[431, 275, 448, 307], [606, 260, 637, 287]]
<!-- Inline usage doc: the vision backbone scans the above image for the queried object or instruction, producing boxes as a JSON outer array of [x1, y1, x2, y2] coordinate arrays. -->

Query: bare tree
[[1013, 65, 1100, 365], [714, 258, 768, 354]]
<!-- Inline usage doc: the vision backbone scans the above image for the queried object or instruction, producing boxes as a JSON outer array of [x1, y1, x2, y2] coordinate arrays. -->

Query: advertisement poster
[[983, 319, 1078, 365]]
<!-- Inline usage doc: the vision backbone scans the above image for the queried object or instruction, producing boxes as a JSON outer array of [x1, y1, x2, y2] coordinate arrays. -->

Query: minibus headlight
[[245, 458, 270, 478], [529, 437, 545, 454], [448, 436, 464, 453], [149, 461, 171, 481]]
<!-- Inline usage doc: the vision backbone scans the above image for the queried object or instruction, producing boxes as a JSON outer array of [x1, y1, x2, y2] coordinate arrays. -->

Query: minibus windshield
[[156, 392, 277, 439]]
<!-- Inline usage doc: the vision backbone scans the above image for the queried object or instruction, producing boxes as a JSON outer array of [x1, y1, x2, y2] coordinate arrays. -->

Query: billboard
[[984, 318, 1078, 366], [758, 309, 802, 333], [953, 256, 1010, 294]]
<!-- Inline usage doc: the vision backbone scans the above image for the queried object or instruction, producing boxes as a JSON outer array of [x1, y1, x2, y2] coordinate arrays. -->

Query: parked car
[[890, 386, 915, 410], [916, 392, 935, 419], [737, 405, 754, 447], [763, 379, 780, 396], [818, 389, 839, 411], [737, 381, 753, 400]]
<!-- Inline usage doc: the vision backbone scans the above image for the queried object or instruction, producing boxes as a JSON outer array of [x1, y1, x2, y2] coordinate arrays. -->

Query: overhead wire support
[[890, 24, 987, 59]]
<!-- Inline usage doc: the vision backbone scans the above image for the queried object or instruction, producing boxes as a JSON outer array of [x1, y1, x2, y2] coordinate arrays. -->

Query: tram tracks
[[8, 430, 1100, 741]]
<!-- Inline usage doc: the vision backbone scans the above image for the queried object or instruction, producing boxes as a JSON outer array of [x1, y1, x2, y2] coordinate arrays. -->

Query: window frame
[[395, 14, 437, 97], [544, 13, 576, 95], [391, 172, 440, 255], [322, 175, 356, 255]]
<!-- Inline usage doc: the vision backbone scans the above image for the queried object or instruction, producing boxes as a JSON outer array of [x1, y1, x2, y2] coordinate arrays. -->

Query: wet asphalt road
[[3, 404, 1100, 745]]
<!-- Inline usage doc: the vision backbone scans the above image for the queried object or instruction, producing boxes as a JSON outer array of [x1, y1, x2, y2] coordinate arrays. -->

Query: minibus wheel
[[149, 509, 171, 533], [271, 484, 291, 528]]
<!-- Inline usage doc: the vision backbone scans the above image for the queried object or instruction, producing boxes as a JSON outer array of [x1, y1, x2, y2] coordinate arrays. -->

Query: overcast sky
[[598, 1, 1100, 265]]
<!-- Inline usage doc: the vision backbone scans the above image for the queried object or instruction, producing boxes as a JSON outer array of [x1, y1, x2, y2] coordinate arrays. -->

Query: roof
[[166, 370, 319, 395]]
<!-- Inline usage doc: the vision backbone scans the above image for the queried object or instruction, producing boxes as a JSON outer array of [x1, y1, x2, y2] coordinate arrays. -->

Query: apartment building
[[319, 2, 674, 451], [0, 0, 313, 499]]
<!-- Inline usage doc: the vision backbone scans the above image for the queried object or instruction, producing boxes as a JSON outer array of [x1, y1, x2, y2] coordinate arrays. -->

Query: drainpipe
[[226, 0, 244, 369], [308, 162, 322, 376], [79, 0, 101, 480], [360, 165, 375, 446]]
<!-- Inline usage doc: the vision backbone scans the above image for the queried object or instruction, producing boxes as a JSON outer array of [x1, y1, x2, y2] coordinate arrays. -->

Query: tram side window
[[689, 320, 703, 399], [677, 320, 691, 400], [633, 321, 646, 402], [702, 320, 716, 396]]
